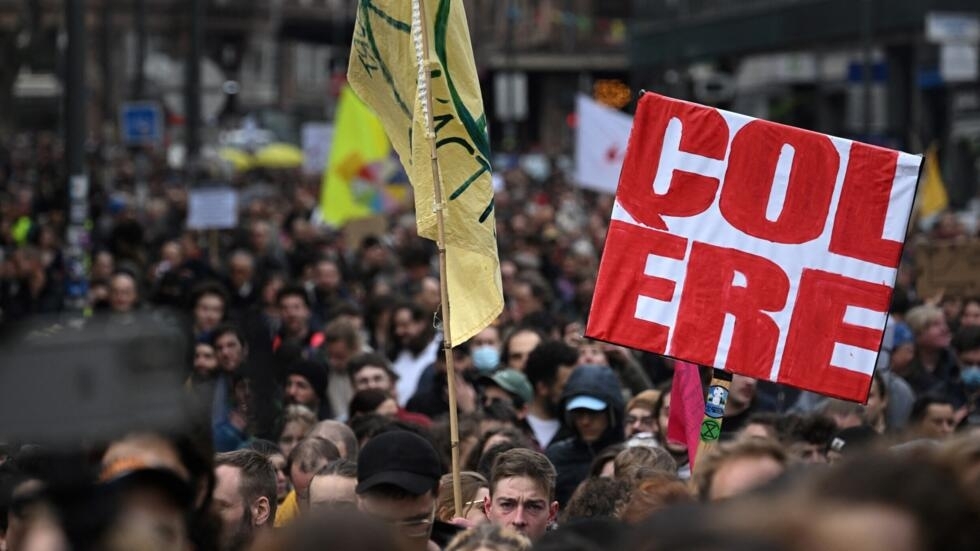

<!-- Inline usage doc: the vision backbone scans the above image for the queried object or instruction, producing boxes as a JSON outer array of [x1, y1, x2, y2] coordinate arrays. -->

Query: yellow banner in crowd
[[918, 144, 949, 219], [319, 86, 391, 227], [347, 0, 503, 345]]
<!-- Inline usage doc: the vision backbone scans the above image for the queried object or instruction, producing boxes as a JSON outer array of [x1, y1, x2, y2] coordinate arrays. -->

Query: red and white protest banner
[[586, 93, 921, 402]]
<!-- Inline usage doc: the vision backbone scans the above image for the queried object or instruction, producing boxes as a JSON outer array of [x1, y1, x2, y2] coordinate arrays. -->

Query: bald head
[[309, 420, 359, 461]]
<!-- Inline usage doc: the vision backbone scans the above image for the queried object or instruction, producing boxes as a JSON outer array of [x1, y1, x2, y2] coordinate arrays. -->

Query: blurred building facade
[[467, 0, 631, 154], [1, 0, 633, 155], [0, 0, 356, 145], [630, 0, 980, 206]]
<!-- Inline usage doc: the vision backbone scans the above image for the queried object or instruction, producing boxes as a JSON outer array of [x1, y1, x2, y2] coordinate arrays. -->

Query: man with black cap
[[100, 433, 197, 550], [356, 430, 443, 551], [285, 360, 331, 420]]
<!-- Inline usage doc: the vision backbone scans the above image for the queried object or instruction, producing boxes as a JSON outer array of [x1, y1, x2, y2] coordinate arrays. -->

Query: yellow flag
[[319, 86, 391, 226], [919, 144, 949, 218], [348, 0, 502, 345]]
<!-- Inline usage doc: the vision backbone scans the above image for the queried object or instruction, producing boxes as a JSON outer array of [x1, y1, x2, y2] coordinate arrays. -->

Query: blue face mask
[[962, 366, 980, 389], [472, 346, 500, 373]]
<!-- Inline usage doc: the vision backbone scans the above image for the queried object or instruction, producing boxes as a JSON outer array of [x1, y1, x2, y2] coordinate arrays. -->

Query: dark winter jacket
[[545, 365, 625, 506], [905, 348, 967, 409]]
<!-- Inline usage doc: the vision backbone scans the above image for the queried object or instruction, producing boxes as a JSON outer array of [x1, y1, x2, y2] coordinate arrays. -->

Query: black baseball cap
[[356, 431, 442, 496]]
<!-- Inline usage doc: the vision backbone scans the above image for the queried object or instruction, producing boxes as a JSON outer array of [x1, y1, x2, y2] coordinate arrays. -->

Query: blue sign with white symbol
[[704, 385, 729, 419], [120, 101, 163, 146]]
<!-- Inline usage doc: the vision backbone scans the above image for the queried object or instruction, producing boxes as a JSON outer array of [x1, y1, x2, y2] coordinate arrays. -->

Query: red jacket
[[396, 408, 432, 428]]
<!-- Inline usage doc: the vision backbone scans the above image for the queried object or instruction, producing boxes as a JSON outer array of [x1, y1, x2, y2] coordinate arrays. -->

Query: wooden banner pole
[[415, 0, 463, 518]]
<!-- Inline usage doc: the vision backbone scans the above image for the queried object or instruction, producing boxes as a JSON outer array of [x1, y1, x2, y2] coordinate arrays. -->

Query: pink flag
[[667, 361, 704, 468]]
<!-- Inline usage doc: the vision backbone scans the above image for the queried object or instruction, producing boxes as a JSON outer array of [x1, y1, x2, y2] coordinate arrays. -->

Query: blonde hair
[[905, 304, 945, 336], [626, 389, 661, 413], [614, 445, 677, 480], [281, 405, 317, 433], [436, 471, 489, 522], [445, 524, 531, 551]]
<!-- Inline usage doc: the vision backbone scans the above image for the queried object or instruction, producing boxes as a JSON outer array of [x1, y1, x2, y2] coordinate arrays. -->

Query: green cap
[[486, 369, 533, 405]]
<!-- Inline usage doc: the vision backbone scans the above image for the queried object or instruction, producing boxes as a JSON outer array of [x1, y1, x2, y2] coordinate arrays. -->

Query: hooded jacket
[[545, 365, 625, 506]]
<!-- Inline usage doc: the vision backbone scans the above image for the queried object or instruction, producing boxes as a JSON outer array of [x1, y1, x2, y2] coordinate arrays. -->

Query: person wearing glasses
[[356, 431, 443, 551], [624, 390, 661, 440], [436, 471, 489, 525]]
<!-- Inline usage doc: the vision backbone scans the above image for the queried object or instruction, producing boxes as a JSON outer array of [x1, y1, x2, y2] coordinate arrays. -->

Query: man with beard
[[322, 319, 362, 420], [211, 324, 249, 430], [308, 258, 353, 324], [188, 342, 219, 386], [225, 250, 258, 315], [212, 450, 277, 551], [523, 340, 578, 449], [273, 286, 324, 361], [213, 324, 248, 375], [389, 302, 439, 406], [349, 353, 432, 427], [284, 360, 331, 420]]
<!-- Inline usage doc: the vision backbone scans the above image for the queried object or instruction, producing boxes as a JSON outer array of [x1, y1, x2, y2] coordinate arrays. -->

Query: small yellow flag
[[347, 0, 503, 345], [319, 86, 391, 227], [919, 144, 949, 218]]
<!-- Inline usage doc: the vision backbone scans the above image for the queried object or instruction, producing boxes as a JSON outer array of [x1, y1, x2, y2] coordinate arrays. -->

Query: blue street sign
[[120, 101, 163, 146]]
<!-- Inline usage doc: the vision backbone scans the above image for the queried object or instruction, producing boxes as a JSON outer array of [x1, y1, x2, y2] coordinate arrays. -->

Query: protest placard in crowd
[[587, 92, 922, 402], [187, 186, 239, 230], [915, 239, 980, 299]]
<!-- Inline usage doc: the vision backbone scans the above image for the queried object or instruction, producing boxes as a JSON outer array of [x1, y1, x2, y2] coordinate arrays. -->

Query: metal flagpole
[[414, 0, 463, 518]]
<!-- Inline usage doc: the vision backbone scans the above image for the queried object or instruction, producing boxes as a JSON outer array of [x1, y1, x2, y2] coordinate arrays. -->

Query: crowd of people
[[0, 132, 979, 550]]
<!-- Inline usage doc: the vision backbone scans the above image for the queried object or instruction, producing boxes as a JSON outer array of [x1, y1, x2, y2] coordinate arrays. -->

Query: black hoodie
[[545, 365, 625, 506]]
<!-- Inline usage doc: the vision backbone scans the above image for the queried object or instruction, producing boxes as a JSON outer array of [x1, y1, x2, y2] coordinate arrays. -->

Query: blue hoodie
[[545, 365, 625, 506]]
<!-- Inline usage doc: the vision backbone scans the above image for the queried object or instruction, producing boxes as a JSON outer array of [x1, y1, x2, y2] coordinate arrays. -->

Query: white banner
[[187, 187, 239, 230], [302, 122, 334, 175], [574, 94, 633, 194]]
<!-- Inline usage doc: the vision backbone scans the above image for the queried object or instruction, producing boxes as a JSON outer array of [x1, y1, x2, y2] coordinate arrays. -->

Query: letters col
[[586, 92, 921, 402]]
